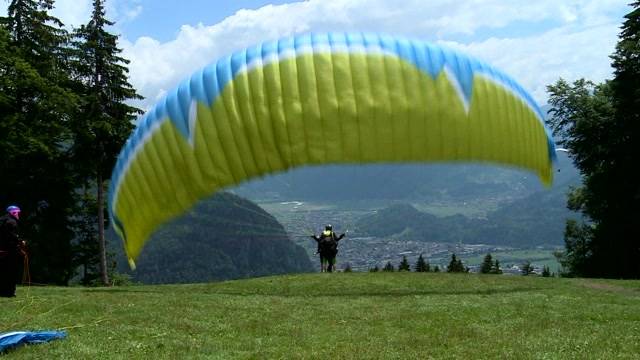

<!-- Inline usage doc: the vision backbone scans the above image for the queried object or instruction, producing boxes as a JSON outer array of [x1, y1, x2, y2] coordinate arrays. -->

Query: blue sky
[[116, 0, 300, 42], [1, 0, 631, 107]]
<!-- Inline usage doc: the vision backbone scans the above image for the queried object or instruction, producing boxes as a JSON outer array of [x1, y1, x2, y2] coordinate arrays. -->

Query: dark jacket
[[0, 213, 22, 296], [312, 231, 345, 257], [0, 214, 20, 255]]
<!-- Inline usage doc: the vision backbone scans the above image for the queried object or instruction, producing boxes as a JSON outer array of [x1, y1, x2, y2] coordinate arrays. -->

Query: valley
[[258, 199, 562, 273]]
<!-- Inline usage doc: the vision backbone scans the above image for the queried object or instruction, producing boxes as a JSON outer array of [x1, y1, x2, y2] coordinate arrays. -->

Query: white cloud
[[3, 0, 624, 107], [106, 0, 142, 25], [120, 0, 628, 109], [50, 0, 92, 28], [123, 5, 142, 22], [441, 23, 621, 102]]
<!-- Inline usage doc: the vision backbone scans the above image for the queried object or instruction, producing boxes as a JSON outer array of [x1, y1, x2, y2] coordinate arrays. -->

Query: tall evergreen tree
[[398, 255, 411, 272], [447, 254, 457, 272], [521, 261, 534, 276], [447, 254, 465, 273], [547, 3, 640, 278], [382, 261, 395, 272], [491, 259, 502, 274], [480, 253, 493, 274], [70, 0, 142, 285], [71, 188, 100, 285], [0, 0, 77, 284], [3, 0, 69, 75], [0, 25, 16, 118], [414, 254, 430, 272]]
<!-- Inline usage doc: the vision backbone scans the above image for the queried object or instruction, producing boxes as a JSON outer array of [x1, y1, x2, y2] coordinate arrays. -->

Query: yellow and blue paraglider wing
[[108, 32, 556, 267]]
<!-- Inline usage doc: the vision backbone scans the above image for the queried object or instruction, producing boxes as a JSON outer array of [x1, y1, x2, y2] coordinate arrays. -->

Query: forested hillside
[[113, 192, 313, 284], [354, 178, 580, 246]]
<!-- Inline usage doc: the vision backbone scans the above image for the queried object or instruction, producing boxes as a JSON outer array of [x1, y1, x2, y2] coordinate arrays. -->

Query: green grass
[[2, 273, 639, 359]]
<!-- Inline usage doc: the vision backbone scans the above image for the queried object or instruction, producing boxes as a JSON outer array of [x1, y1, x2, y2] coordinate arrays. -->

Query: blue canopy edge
[[0, 330, 67, 352]]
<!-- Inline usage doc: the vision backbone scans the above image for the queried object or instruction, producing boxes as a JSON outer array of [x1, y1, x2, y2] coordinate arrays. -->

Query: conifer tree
[[71, 188, 115, 284], [447, 254, 457, 272], [70, 0, 142, 285], [521, 261, 534, 276], [491, 259, 503, 274], [383, 261, 395, 272], [0, 27, 13, 112], [480, 253, 493, 274], [369, 265, 379, 272], [4, 0, 69, 75], [398, 255, 411, 272], [414, 254, 430, 272], [447, 254, 465, 273], [1, 0, 77, 284], [433, 265, 440, 273], [542, 265, 551, 277]]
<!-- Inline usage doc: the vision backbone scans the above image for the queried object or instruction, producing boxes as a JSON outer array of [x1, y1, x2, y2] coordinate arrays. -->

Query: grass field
[[1, 273, 639, 359]]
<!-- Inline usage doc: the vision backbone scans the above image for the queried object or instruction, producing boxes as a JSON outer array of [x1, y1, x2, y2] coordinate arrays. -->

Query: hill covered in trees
[[354, 178, 580, 247], [113, 192, 313, 284]]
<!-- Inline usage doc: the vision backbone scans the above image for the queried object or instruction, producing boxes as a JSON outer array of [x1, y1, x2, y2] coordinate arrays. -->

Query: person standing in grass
[[0, 206, 25, 298], [311, 225, 345, 273]]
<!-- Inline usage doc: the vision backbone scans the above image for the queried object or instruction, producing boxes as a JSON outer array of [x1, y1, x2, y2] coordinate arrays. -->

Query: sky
[[1, 0, 632, 109]]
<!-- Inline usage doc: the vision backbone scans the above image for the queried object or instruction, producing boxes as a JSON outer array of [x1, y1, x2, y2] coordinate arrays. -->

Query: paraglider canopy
[[108, 32, 556, 267]]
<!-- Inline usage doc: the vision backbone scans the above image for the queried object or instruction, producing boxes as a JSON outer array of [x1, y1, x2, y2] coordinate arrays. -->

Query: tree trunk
[[97, 172, 109, 286]]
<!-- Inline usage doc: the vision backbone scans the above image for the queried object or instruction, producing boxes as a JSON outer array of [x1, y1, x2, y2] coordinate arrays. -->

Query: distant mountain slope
[[476, 175, 580, 245], [354, 177, 581, 247], [234, 152, 579, 204], [114, 192, 313, 284], [232, 149, 580, 248]]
